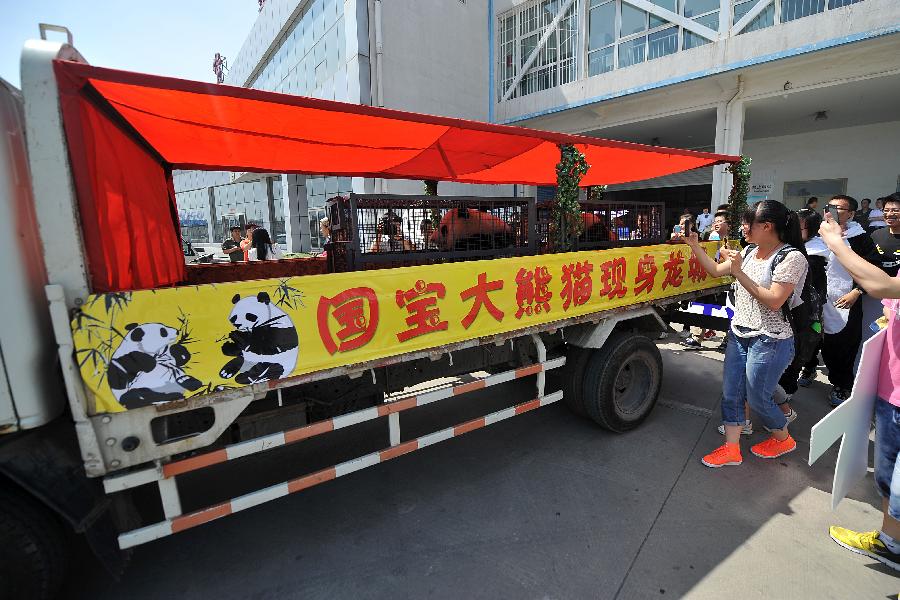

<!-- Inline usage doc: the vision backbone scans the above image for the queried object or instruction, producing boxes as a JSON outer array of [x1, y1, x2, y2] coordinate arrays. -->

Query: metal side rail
[[105, 334, 564, 549]]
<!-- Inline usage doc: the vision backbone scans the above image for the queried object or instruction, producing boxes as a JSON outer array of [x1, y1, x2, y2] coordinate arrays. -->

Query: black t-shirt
[[222, 238, 243, 262], [871, 228, 900, 276]]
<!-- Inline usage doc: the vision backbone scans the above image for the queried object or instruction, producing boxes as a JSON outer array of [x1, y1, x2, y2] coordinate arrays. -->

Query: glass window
[[683, 10, 717, 48], [649, 0, 676, 29], [521, 33, 539, 65], [781, 0, 826, 22], [618, 36, 646, 68], [735, 0, 774, 32], [589, 1, 615, 49], [620, 4, 647, 36], [588, 46, 614, 75], [648, 26, 678, 59], [828, 0, 862, 6], [682, 0, 719, 17]]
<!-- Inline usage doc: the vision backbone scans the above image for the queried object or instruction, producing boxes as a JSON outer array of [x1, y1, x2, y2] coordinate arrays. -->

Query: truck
[[0, 26, 739, 598]]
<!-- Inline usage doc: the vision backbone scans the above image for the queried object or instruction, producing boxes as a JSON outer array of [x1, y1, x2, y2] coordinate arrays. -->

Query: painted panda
[[428, 208, 513, 251], [220, 292, 299, 385], [108, 323, 203, 409]]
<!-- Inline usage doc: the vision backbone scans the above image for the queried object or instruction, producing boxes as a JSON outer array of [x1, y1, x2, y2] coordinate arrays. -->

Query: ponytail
[[783, 210, 806, 255]]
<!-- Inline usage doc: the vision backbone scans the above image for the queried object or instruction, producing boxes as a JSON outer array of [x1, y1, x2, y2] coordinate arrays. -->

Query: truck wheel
[[582, 331, 662, 432], [0, 486, 68, 600], [559, 345, 591, 417]]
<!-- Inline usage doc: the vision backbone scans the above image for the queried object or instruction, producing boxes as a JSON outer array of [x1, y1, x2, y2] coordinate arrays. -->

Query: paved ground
[[64, 334, 897, 599]]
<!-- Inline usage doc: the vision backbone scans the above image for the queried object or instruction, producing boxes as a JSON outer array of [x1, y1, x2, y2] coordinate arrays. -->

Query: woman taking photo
[[683, 201, 808, 467]]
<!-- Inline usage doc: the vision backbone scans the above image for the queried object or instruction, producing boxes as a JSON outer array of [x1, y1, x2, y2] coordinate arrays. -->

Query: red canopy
[[53, 60, 739, 292]]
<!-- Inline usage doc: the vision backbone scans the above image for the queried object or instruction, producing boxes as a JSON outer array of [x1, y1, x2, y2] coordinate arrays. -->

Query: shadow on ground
[[61, 338, 895, 600]]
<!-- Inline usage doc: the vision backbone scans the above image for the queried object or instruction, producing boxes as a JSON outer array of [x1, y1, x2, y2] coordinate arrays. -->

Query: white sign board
[[750, 182, 774, 195], [808, 328, 885, 509]]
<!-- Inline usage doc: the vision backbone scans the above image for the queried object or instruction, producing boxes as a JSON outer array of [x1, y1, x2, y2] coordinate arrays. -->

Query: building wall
[[175, 0, 371, 250], [495, 0, 900, 123], [742, 120, 900, 208], [375, 0, 514, 197]]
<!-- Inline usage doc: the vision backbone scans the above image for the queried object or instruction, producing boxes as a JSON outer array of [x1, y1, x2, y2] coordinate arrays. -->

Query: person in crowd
[[696, 207, 714, 236], [872, 194, 900, 277], [670, 214, 708, 350], [249, 227, 279, 261], [241, 223, 258, 261], [703, 211, 730, 241], [855, 198, 872, 230], [670, 213, 696, 240], [777, 208, 827, 404], [371, 212, 414, 252], [806, 197, 820, 214], [819, 214, 900, 573], [319, 217, 331, 245], [869, 197, 888, 231], [221, 226, 245, 262], [684, 200, 807, 467], [857, 193, 900, 351], [808, 195, 877, 406]]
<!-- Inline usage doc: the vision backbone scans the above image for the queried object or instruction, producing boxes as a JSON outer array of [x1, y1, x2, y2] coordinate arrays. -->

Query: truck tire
[[0, 486, 68, 600], [559, 345, 591, 417], [582, 331, 662, 432]]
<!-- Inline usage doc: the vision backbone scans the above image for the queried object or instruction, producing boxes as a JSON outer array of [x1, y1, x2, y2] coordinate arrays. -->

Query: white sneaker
[[764, 408, 798, 432], [718, 421, 753, 436]]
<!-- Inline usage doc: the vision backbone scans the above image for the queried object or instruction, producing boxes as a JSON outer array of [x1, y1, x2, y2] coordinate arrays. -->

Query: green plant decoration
[[554, 144, 590, 252], [725, 155, 751, 234]]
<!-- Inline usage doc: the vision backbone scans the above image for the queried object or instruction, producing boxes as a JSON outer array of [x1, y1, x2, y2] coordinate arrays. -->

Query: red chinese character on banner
[[634, 254, 658, 296], [561, 261, 594, 310], [460, 273, 504, 329], [662, 251, 685, 289], [688, 253, 707, 283], [598, 257, 628, 300], [515, 267, 552, 318], [395, 280, 448, 342], [317, 287, 380, 354]]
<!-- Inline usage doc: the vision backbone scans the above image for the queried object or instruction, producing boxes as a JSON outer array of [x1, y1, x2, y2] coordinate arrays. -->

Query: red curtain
[[56, 64, 185, 292]]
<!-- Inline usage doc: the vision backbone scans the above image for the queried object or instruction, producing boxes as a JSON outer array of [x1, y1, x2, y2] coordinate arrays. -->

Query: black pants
[[779, 337, 822, 395], [822, 301, 863, 391]]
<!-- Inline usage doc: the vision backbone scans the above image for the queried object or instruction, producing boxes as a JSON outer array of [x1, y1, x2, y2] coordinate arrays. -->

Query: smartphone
[[826, 204, 840, 221]]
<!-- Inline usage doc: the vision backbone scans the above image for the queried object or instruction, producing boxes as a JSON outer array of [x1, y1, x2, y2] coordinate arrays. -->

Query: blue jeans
[[875, 398, 900, 521], [722, 330, 795, 431]]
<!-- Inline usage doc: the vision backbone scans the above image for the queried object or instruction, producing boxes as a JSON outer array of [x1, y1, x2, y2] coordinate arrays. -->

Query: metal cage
[[536, 200, 666, 251], [327, 194, 537, 271]]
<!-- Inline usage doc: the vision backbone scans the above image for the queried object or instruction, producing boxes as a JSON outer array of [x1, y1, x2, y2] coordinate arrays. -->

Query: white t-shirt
[[730, 245, 808, 340], [869, 208, 886, 228], [696, 212, 713, 232]]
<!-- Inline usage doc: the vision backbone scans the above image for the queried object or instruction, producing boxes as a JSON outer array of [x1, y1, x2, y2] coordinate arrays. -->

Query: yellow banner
[[71, 243, 727, 414]]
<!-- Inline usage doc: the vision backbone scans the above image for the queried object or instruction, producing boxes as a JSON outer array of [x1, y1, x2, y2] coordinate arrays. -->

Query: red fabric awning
[[54, 61, 738, 187], [52, 60, 739, 293]]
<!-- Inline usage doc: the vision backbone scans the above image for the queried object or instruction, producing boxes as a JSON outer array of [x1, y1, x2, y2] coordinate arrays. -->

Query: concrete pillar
[[206, 186, 217, 243], [711, 97, 746, 209], [265, 177, 276, 231], [282, 174, 310, 253]]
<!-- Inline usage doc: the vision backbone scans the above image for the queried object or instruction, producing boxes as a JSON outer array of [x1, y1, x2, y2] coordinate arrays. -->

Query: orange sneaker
[[701, 443, 742, 468], [751, 435, 797, 459]]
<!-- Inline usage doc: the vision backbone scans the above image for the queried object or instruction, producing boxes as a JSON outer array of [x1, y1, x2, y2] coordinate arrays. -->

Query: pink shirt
[[880, 288, 900, 406]]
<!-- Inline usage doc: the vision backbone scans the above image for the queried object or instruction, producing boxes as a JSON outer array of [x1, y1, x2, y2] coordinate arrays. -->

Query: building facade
[[176, 0, 900, 250], [494, 0, 900, 221], [175, 0, 501, 253]]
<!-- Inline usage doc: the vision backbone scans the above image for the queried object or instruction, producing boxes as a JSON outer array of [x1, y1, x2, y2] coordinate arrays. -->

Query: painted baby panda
[[220, 292, 299, 385], [108, 323, 203, 409]]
